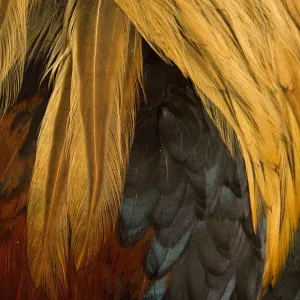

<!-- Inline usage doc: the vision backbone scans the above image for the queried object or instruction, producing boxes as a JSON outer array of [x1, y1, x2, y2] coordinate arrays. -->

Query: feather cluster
[[0, 0, 300, 298], [0, 0, 142, 297], [115, 0, 300, 290]]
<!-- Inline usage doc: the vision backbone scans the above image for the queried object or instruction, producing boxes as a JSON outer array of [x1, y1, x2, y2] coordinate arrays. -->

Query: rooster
[[1, 1, 300, 299]]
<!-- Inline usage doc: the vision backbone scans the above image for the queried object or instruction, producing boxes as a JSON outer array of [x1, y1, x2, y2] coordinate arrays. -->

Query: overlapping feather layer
[[0, 0, 300, 297], [115, 0, 300, 289]]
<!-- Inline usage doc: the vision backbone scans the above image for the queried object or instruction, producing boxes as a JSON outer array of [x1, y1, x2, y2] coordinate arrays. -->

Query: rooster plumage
[[0, 0, 300, 299]]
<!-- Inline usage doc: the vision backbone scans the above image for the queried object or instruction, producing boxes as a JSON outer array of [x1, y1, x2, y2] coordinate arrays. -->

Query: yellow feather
[[66, 0, 142, 269], [2, 0, 300, 296], [26, 1, 67, 64], [115, 0, 300, 289], [27, 3, 76, 297], [27, 55, 72, 298], [0, 0, 66, 114], [0, 0, 29, 113], [27, 0, 142, 296], [283, 0, 300, 28]]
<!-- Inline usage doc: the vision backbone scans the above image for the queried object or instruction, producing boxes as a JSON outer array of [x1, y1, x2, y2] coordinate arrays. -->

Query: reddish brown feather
[[66, 229, 152, 300], [0, 94, 47, 299], [0, 94, 152, 299]]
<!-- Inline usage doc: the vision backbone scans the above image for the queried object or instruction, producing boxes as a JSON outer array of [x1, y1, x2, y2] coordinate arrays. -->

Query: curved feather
[[27, 56, 72, 298], [27, 0, 143, 294], [26, 1, 67, 66], [115, 0, 300, 289], [0, 0, 29, 113], [0, 0, 65, 115]]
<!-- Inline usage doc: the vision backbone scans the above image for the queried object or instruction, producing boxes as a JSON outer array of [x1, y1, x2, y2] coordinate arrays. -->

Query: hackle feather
[[27, 0, 143, 296], [65, 0, 142, 268], [0, 0, 65, 115], [0, 0, 29, 113], [1, 0, 300, 297], [27, 56, 72, 297], [115, 0, 300, 289]]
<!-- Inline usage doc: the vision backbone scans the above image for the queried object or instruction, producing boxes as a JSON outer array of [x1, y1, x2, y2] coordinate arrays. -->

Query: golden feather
[[115, 0, 300, 289], [284, 0, 300, 29], [27, 0, 143, 296], [27, 2, 77, 296], [0, 0, 29, 113], [66, 0, 142, 268], [27, 55, 72, 298], [26, 1, 67, 65], [0, 0, 65, 115], [1, 0, 300, 297]]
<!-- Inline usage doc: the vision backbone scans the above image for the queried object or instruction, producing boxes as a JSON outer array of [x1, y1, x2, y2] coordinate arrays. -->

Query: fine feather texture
[[120, 53, 265, 299], [26, 1, 67, 71], [0, 0, 64, 115], [27, 56, 72, 297], [27, 2, 76, 295], [284, 0, 300, 28], [27, 0, 143, 296], [115, 0, 300, 288], [3, 42, 300, 299], [66, 0, 142, 268], [1, 0, 300, 298], [0, 89, 153, 299], [0, 0, 29, 113], [0, 93, 48, 300]]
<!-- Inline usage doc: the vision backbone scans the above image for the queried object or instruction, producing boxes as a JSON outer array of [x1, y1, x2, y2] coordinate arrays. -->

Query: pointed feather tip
[[63, 0, 143, 277], [74, 249, 86, 271]]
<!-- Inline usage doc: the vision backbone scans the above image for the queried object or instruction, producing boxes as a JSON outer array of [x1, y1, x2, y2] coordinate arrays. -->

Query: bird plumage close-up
[[1, 0, 300, 299]]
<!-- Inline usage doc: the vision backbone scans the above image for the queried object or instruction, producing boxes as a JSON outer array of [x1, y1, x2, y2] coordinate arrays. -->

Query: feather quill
[[66, 0, 142, 269], [27, 0, 142, 296]]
